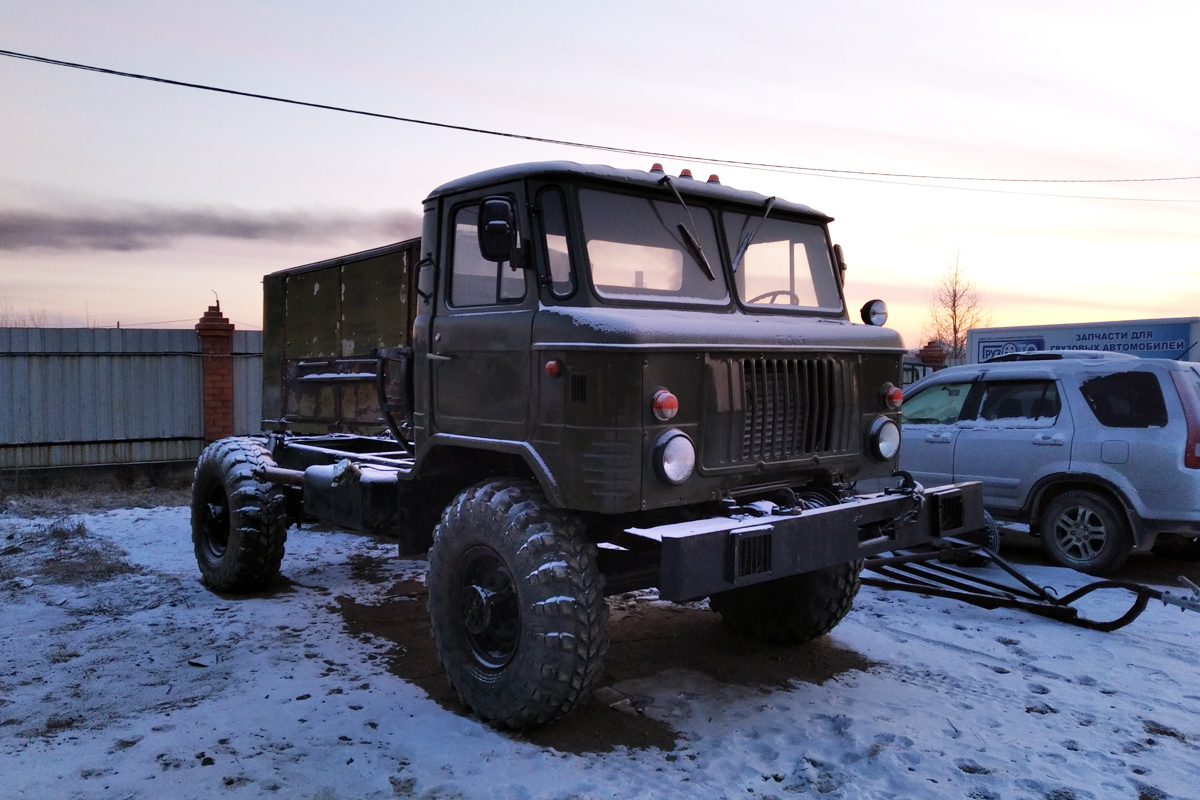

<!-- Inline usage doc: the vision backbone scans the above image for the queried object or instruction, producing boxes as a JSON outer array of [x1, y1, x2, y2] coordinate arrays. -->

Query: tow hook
[[1160, 576, 1200, 613]]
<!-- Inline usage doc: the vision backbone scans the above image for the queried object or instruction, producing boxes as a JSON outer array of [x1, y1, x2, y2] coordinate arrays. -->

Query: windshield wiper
[[731, 196, 776, 273], [659, 175, 716, 281]]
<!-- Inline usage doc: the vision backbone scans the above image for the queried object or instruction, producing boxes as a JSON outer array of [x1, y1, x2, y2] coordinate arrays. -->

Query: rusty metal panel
[[285, 268, 341, 358], [261, 240, 417, 433], [340, 247, 410, 354]]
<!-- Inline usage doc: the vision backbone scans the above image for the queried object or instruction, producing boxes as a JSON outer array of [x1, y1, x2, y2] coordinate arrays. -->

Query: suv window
[[1079, 371, 1167, 428], [901, 382, 974, 425], [450, 203, 526, 307], [974, 380, 1060, 425]]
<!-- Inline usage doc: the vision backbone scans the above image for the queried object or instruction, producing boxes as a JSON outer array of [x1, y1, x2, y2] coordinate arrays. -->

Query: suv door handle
[[426, 352, 453, 362], [924, 433, 953, 443], [1032, 433, 1065, 446]]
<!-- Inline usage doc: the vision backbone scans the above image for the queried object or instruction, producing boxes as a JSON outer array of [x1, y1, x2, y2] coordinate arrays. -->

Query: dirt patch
[[1, 518, 142, 587], [333, 576, 875, 755]]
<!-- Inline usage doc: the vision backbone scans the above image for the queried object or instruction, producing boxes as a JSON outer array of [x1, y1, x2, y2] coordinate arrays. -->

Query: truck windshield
[[723, 213, 843, 312], [578, 188, 729, 306]]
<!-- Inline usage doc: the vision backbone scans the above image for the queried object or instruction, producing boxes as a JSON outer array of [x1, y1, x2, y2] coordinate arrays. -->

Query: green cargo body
[[261, 239, 420, 436]]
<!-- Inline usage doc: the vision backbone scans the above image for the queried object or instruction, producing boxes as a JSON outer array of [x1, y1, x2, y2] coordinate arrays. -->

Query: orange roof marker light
[[649, 163, 665, 173], [679, 168, 694, 179], [707, 174, 721, 184]]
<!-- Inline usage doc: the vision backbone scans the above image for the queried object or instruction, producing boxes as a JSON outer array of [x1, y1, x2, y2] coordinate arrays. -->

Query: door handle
[[924, 434, 952, 443], [1032, 433, 1065, 446], [426, 352, 452, 362]]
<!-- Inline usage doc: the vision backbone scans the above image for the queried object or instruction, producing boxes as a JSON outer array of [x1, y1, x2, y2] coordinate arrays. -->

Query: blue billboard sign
[[975, 322, 1193, 363]]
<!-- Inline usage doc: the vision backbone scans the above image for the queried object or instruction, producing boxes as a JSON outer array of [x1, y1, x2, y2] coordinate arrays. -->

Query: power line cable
[[2, 47, 1199, 198]]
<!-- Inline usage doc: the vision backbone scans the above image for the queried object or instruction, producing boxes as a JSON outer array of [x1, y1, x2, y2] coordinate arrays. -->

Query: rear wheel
[[1039, 490, 1131, 575], [190, 437, 288, 592], [427, 480, 608, 729], [709, 561, 863, 645]]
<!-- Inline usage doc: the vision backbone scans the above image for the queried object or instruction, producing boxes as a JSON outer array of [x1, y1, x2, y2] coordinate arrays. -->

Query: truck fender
[[418, 434, 565, 507]]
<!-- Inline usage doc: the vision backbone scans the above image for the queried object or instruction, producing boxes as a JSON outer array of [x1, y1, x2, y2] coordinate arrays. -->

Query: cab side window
[[901, 382, 974, 425], [537, 187, 575, 298], [450, 203, 526, 307]]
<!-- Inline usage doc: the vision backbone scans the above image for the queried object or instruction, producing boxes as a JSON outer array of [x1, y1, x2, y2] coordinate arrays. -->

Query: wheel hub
[[456, 547, 520, 669], [1055, 507, 1105, 559], [463, 584, 495, 636]]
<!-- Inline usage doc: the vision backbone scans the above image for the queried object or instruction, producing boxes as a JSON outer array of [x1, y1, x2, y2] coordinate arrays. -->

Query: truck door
[[953, 376, 1072, 513], [430, 188, 535, 441]]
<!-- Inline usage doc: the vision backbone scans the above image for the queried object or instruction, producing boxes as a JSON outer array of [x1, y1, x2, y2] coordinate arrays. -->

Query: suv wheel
[[1039, 490, 1132, 575]]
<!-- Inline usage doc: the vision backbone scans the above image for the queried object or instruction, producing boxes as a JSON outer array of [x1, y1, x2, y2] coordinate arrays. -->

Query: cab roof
[[426, 161, 833, 223]]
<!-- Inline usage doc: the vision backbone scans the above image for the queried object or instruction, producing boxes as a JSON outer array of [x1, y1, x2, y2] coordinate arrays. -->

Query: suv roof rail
[[982, 350, 1137, 363]]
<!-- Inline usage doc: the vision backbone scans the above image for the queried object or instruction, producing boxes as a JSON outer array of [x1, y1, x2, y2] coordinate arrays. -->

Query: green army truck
[[190, 161, 985, 729]]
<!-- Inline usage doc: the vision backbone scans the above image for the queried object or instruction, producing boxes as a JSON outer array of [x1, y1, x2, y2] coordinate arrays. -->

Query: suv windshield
[[578, 188, 729, 305], [723, 213, 843, 311]]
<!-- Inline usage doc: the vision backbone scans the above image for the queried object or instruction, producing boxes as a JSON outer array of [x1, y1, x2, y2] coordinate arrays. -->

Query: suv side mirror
[[833, 244, 847, 287], [478, 196, 517, 263]]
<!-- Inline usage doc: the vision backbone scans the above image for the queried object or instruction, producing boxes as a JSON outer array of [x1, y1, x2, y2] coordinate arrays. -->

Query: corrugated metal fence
[[0, 328, 262, 471]]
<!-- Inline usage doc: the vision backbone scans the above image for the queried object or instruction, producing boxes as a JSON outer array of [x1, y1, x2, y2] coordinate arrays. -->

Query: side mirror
[[861, 299, 888, 326], [478, 196, 517, 263], [833, 244, 847, 287]]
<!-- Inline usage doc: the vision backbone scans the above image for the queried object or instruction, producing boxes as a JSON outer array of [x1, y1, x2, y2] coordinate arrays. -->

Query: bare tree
[[0, 301, 52, 327], [923, 253, 990, 365]]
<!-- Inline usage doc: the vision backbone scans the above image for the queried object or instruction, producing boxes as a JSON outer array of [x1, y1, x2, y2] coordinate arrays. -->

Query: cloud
[[0, 206, 423, 251]]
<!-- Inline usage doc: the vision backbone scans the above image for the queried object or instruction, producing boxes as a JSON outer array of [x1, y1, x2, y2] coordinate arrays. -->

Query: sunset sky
[[2, 0, 1197, 347]]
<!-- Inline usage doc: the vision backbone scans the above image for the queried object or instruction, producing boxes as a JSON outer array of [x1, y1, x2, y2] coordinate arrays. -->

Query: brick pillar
[[196, 304, 236, 443]]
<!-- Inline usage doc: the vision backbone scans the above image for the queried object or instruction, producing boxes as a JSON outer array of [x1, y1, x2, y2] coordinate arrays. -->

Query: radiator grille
[[736, 357, 859, 463]]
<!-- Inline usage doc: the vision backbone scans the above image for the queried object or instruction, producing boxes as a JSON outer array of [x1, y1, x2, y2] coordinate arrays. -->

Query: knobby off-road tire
[[427, 480, 609, 730], [191, 437, 288, 592], [1040, 490, 1132, 576], [709, 561, 863, 645]]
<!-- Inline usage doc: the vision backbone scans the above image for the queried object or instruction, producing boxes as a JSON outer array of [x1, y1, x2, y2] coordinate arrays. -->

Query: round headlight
[[860, 299, 888, 326], [655, 430, 696, 485], [869, 417, 901, 461]]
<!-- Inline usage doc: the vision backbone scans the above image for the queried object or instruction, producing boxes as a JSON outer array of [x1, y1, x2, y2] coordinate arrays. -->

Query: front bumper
[[625, 482, 984, 602]]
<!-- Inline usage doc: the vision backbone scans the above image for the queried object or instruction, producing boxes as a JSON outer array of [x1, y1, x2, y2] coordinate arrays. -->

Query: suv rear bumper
[[624, 482, 985, 602]]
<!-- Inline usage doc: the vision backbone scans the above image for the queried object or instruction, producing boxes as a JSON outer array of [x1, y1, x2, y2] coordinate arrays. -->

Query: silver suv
[[899, 352, 1200, 574]]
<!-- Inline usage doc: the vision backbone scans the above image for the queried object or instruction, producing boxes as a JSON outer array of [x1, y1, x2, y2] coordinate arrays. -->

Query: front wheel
[[190, 437, 288, 592], [1039, 490, 1132, 575], [709, 561, 863, 645], [427, 480, 608, 729]]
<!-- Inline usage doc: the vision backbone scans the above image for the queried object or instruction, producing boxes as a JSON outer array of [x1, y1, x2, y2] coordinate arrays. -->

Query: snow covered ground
[[2, 505, 1198, 800]]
